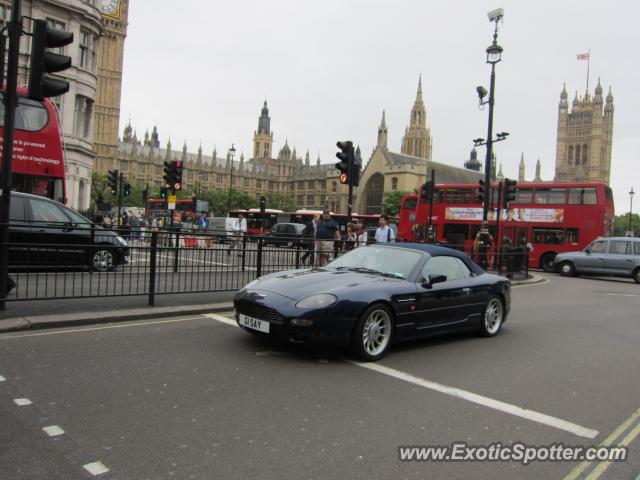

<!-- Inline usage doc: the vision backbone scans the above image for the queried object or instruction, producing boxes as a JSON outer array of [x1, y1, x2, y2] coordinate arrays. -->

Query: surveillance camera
[[476, 86, 488, 99], [487, 7, 504, 22]]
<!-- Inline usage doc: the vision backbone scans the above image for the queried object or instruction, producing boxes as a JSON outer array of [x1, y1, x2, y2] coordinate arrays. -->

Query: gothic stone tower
[[253, 101, 274, 159], [401, 75, 432, 160], [554, 80, 614, 184], [94, 0, 129, 174]]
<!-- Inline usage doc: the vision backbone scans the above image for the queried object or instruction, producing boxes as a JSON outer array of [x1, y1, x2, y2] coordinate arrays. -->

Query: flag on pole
[[577, 53, 590, 60]]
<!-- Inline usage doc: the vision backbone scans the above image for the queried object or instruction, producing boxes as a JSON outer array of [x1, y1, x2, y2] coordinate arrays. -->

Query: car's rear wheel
[[540, 253, 556, 272], [479, 296, 504, 337], [92, 247, 114, 272], [351, 304, 394, 361], [558, 261, 576, 277], [633, 268, 640, 284]]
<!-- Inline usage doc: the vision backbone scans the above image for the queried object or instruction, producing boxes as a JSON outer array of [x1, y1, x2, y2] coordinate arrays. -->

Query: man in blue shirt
[[315, 210, 340, 266], [375, 214, 396, 243]]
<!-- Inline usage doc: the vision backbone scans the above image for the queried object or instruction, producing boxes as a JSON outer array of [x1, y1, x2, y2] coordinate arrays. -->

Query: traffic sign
[[167, 195, 176, 210]]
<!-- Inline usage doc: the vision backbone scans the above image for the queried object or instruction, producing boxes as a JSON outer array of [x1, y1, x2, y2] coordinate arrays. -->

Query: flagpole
[[586, 48, 590, 92]]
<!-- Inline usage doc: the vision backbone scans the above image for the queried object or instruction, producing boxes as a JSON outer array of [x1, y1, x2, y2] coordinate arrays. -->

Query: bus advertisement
[[398, 182, 614, 271], [0, 88, 66, 204]]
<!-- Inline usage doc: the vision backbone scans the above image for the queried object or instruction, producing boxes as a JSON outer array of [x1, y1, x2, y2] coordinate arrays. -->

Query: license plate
[[238, 314, 270, 333]]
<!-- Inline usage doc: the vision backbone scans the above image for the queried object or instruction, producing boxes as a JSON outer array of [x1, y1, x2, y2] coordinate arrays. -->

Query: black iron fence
[[2, 224, 529, 306]]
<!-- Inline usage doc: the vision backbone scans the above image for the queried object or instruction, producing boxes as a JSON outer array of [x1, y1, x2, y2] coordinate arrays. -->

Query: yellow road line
[[564, 407, 640, 480], [583, 421, 640, 480]]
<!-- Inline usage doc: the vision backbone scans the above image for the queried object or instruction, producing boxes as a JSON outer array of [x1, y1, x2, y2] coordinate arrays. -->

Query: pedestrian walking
[[354, 220, 368, 247], [374, 215, 395, 244], [315, 210, 340, 267], [301, 214, 319, 266], [228, 214, 247, 256]]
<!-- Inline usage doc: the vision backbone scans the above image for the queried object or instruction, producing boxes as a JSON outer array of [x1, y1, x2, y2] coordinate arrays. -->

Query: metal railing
[[2, 225, 529, 306]]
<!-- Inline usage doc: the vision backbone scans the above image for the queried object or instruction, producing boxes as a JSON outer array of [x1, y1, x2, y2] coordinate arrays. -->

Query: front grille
[[237, 302, 285, 324]]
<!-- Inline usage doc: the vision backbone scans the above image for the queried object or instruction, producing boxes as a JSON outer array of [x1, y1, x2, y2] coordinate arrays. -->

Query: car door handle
[[397, 298, 416, 303], [462, 288, 472, 295]]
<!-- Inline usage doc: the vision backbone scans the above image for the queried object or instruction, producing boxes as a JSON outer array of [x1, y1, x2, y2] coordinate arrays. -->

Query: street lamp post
[[227, 144, 236, 215], [630, 187, 635, 234], [480, 11, 504, 229]]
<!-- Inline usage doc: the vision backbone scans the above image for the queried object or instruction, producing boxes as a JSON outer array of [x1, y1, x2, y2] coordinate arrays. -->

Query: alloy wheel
[[362, 309, 391, 356], [93, 249, 114, 272], [484, 298, 503, 335]]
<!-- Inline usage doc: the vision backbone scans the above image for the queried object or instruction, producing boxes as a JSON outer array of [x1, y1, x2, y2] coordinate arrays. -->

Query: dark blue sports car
[[233, 243, 511, 361]]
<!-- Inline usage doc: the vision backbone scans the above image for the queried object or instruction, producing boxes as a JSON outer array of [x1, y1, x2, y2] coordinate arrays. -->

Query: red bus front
[[400, 182, 614, 271], [230, 209, 285, 235], [0, 88, 66, 204]]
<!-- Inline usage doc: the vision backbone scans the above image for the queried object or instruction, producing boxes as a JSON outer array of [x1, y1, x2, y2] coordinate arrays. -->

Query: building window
[[201, 173, 208, 182], [332, 181, 337, 193], [256, 180, 262, 189], [79, 28, 96, 70], [307, 180, 314, 190], [582, 144, 588, 165], [289, 183, 294, 192], [244, 178, 250, 188], [255, 142, 260, 158], [567, 146, 573, 165], [574, 145, 581, 165], [307, 195, 315, 205], [137, 163, 144, 174], [0, 4, 12, 28], [120, 161, 128, 172], [269, 182, 275, 192], [73, 95, 93, 138], [155, 166, 161, 175], [297, 181, 304, 190], [297, 194, 304, 205], [391, 177, 398, 191], [216, 174, 223, 184]]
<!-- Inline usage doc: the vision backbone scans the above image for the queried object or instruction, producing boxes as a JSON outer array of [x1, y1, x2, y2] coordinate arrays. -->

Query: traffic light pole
[[117, 172, 123, 223], [347, 152, 353, 222], [0, 0, 22, 310], [494, 181, 503, 268], [427, 169, 435, 243]]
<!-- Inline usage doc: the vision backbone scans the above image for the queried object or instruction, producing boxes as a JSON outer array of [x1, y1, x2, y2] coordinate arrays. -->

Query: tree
[[264, 193, 299, 212], [381, 191, 411, 217], [199, 189, 258, 216], [613, 213, 640, 236]]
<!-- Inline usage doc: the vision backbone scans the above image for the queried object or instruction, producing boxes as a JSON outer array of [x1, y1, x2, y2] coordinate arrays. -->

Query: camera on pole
[[503, 178, 517, 209], [335, 141, 353, 185], [108, 169, 119, 195], [27, 19, 74, 101]]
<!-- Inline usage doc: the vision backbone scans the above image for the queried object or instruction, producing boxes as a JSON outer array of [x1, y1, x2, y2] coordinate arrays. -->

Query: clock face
[[101, 0, 120, 15]]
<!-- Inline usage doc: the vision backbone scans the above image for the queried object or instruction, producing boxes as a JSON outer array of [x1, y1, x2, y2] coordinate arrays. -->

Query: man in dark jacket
[[301, 214, 319, 266]]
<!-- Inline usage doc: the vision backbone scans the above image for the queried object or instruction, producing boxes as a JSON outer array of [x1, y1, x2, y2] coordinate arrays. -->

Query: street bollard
[[173, 231, 180, 273], [148, 231, 158, 306], [256, 237, 263, 277], [241, 235, 247, 271]]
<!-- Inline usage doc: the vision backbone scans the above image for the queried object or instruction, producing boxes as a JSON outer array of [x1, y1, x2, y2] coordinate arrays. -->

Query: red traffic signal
[[339, 173, 348, 185]]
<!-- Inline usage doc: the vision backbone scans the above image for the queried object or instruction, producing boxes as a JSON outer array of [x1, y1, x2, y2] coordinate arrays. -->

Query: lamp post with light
[[630, 187, 635, 235], [227, 144, 236, 215]]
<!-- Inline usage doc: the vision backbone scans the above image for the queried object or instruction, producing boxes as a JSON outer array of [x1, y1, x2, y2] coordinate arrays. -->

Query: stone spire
[[165, 137, 172, 160], [239, 152, 245, 171], [605, 86, 614, 115], [377, 110, 388, 149], [518, 153, 525, 182], [181, 140, 187, 162], [151, 126, 160, 148], [497, 164, 504, 182], [197, 143, 203, 165], [464, 147, 481, 172], [143, 129, 150, 146], [401, 75, 432, 159], [559, 83, 568, 113], [534, 158, 542, 182], [305, 150, 310, 166]]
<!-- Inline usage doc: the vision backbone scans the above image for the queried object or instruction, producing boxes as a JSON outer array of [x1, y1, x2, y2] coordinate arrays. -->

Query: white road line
[[349, 362, 599, 439], [83, 461, 110, 476], [606, 293, 639, 297], [0, 374, 5, 382], [43, 425, 65, 437], [14, 398, 32, 406], [204, 312, 238, 327], [0, 316, 205, 340], [204, 312, 598, 439]]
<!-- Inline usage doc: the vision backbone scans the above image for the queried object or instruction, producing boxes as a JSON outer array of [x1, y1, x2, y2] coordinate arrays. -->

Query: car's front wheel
[[92, 247, 114, 272], [479, 296, 504, 337], [351, 303, 394, 361], [558, 261, 577, 277], [633, 268, 640, 284]]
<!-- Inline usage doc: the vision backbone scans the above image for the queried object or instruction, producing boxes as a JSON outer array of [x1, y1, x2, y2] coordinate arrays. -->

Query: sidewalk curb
[[0, 302, 235, 334], [510, 273, 548, 286]]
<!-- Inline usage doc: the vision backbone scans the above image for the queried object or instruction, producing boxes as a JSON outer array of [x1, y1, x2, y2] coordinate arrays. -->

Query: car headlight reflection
[[244, 279, 260, 289], [295, 294, 337, 309], [116, 236, 128, 246]]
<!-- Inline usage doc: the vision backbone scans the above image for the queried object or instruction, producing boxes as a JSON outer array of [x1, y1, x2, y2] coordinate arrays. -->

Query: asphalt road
[[0, 274, 638, 479]]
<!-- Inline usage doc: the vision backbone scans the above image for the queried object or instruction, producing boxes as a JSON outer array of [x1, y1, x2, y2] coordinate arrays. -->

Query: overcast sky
[[120, 0, 639, 214]]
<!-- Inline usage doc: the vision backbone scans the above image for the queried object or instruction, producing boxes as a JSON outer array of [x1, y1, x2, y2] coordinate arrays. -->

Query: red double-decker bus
[[229, 208, 286, 235], [0, 87, 66, 203], [399, 182, 615, 271]]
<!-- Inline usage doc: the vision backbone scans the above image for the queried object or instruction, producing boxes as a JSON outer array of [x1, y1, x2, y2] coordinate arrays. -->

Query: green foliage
[[382, 191, 411, 216], [613, 213, 640, 236], [263, 193, 299, 212], [199, 189, 258, 216]]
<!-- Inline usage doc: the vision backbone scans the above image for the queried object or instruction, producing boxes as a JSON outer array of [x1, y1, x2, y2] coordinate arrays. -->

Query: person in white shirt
[[374, 215, 396, 244], [355, 220, 368, 247], [228, 214, 247, 256]]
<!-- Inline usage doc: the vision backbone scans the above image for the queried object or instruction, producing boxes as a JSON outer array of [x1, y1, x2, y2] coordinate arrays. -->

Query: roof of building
[[382, 150, 484, 184]]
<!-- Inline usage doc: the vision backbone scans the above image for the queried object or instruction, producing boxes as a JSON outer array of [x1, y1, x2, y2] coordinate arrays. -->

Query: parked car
[[234, 243, 511, 361], [553, 236, 640, 283], [261, 223, 306, 247], [206, 216, 231, 243], [8, 192, 129, 271]]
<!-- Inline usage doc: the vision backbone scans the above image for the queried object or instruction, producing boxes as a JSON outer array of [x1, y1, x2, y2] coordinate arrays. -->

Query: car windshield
[[326, 246, 421, 280]]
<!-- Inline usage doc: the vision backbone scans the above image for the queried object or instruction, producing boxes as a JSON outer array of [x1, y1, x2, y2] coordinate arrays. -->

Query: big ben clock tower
[[94, 0, 129, 174]]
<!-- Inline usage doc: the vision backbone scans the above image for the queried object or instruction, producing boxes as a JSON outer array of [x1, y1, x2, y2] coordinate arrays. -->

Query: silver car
[[553, 237, 640, 283]]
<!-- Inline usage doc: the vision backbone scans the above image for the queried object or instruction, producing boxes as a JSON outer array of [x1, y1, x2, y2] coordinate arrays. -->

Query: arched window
[[574, 145, 581, 165], [332, 181, 337, 193], [582, 144, 588, 164], [364, 173, 385, 215], [568, 145, 573, 165], [391, 177, 398, 191]]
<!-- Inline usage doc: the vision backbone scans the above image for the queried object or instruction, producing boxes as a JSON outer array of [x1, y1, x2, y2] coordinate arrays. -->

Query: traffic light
[[173, 161, 183, 191], [503, 178, 517, 209], [163, 161, 173, 188], [421, 181, 434, 202], [160, 186, 168, 199], [335, 141, 353, 185], [352, 149, 362, 187], [108, 170, 119, 195], [28, 19, 74, 101], [478, 179, 486, 204], [123, 183, 131, 197], [259, 196, 266, 215]]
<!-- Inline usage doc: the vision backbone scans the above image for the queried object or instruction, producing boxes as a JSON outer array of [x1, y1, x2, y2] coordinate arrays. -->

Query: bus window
[[0, 95, 49, 131], [534, 188, 550, 204], [549, 188, 566, 204], [532, 228, 563, 244], [514, 188, 533, 204], [565, 228, 579, 244], [568, 187, 597, 205], [432, 189, 443, 203], [445, 188, 473, 204], [403, 197, 417, 210]]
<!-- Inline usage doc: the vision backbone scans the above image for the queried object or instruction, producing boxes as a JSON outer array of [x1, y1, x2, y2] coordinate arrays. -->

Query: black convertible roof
[[378, 243, 486, 274]]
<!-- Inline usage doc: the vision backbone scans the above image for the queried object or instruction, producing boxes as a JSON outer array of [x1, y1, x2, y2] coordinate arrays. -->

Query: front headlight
[[116, 236, 128, 246], [295, 294, 337, 309]]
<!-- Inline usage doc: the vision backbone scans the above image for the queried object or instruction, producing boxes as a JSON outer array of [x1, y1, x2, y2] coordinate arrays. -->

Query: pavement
[[0, 273, 547, 334], [0, 272, 638, 479]]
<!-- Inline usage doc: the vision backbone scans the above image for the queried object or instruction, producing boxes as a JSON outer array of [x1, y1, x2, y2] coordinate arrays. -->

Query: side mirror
[[422, 274, 447, 289], [585, 247, 591, 255]]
